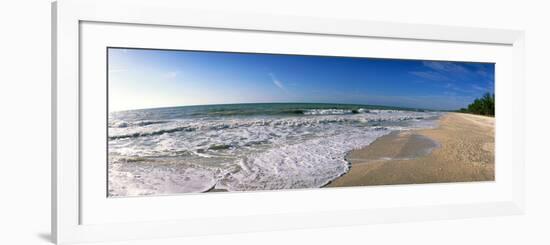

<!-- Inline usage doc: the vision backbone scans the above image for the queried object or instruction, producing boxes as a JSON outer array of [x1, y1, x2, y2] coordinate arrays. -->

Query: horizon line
[[108, 101, 450, 114]]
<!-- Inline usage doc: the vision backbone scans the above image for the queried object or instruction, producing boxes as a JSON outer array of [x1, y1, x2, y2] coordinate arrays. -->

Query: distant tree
[[458, 92, 494, 116]]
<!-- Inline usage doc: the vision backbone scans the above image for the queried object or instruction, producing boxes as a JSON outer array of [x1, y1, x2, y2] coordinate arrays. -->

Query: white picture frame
[[52, 0, 525, 244]]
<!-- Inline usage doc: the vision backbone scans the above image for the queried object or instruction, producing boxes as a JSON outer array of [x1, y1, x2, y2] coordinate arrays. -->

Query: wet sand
[[327, 113, 495, 187]]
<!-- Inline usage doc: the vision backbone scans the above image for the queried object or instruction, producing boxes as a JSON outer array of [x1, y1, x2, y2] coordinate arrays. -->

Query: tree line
[[458, 92, 495, 116]]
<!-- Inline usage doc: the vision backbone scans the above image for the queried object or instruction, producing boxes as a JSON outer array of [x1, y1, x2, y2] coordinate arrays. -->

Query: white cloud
[[269, 73, 286, 91], [410, 61, 494, 96], [410, 61, 472, 82], [422, 61, 468, 73], [164, 71, 179, 79], [409, 71, 450, 82], [471, 84, 488, 92]]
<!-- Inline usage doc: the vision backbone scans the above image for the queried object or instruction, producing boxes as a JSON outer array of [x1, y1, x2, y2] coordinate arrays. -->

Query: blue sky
[[108, 48, 494, 112]]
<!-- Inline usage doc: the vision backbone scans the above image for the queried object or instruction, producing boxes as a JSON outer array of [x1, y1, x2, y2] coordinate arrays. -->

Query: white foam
[[108, 110, 443, 196], [216, 129, 390, 191], [108, 162, 217, 196], [303, 108, 354, 115]]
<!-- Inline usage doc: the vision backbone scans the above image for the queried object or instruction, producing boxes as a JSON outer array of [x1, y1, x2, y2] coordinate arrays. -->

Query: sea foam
[[108, 107, 441, 196]]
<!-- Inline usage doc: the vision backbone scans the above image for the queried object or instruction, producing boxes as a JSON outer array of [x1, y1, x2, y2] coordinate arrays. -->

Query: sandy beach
[[327, 112, 494, 187], [107, 49, 496, 196]]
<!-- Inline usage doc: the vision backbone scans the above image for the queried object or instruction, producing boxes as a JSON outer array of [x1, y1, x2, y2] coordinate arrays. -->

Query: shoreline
[[327, 112, 495, 187]]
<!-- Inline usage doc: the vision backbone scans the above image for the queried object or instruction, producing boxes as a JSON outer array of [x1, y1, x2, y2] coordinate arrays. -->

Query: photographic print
[[107, 48, 495, 197]]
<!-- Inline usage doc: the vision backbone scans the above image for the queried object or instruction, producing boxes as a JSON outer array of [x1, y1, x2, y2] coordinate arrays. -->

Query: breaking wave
[[108, 104, 441, 196]]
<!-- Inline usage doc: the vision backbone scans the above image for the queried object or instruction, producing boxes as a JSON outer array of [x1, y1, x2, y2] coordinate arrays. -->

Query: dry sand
[[327, 113, 494, 187]]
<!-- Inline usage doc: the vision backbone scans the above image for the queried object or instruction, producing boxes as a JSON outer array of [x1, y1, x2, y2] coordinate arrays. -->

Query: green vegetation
[[458, 93, 495, 116]]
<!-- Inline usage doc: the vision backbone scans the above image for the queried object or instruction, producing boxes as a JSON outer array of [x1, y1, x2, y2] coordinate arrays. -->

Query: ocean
[[108, 103, 441, 196]]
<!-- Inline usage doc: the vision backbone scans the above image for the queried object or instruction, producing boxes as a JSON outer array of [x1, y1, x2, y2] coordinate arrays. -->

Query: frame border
[[52, 0, 525, 244]]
